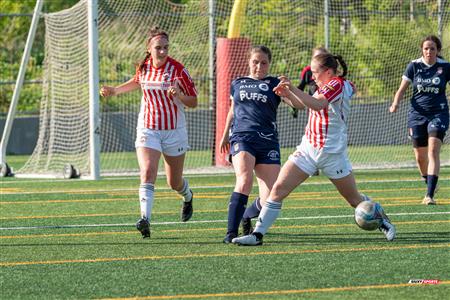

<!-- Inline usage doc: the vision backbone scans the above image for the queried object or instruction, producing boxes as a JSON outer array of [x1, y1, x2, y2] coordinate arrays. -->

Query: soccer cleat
[[136, 218, 150, 238], [223, 232, 238, 244], [242, 217, 253, 236], [360, 193, 372, 202], [379, 219, 396, 241], [422, 196, 436, 205], [231, 233, 263, 246], [181, 190, 193, 222]]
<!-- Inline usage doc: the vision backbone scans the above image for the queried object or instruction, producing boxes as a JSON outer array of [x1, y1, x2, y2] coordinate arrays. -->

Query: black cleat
[[242, 218, 253, 236], [136, 218, 150, 238], [223, 232, 238, 244], [181, 190, 193, 222]]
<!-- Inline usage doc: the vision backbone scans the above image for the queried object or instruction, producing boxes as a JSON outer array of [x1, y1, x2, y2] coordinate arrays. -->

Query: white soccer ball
[[354, 201, 383, 231]]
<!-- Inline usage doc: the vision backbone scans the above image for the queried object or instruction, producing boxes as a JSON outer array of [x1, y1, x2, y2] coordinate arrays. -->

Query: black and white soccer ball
[[354, 201, 383, 231]]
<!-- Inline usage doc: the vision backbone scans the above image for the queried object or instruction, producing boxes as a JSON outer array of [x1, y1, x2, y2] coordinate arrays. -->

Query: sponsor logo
[[259, 83, 269, 91], [267, 150, 280, 160], [416, 84, 439, 94], [437, 67, 443, 74], [432, 77, 440, 85], [239, 84, 257, 89], [239, 91, 268, 103]]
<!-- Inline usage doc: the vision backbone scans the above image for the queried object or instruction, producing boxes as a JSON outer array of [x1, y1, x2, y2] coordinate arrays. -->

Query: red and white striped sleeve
[[319, 78, 343, 103], [177, 68, 197, 97]]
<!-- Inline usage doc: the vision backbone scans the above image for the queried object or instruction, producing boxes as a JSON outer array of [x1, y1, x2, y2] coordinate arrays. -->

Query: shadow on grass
[[264, 231, 450, 245]]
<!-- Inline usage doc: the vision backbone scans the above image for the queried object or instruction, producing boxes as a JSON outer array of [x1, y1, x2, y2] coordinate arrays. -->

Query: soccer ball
[[354, 201, 383, 231]]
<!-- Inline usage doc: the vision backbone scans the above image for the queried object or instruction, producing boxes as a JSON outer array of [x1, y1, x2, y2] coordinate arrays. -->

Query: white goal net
[[16, 0, 450, 178]]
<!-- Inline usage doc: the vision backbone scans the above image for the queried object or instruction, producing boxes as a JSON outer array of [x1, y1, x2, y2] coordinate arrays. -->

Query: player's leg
[[424, 116, 448, 204], [241, 163, 280, 235], [134, 129, 163, 238], [413, 147, 428, 181], [233, 140, 318, 245], [232, 160, 309, 246], [242, 140, 281, 235], [223, 150, 255, 243], [163, 153, 194, 221], [322, 151, 396, 241], [162, 128, 194, 221], [410, 124, 429, 185], [330, 173, 396, 241]]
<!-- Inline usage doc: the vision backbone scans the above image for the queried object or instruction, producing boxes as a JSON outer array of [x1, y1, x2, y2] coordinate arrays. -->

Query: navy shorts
[[230, 132, 281, 165], [408, 111, 449, 146]]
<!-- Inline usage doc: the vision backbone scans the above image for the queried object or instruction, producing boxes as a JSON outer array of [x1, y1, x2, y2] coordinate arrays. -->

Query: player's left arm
[[169, 69, 198, 108]]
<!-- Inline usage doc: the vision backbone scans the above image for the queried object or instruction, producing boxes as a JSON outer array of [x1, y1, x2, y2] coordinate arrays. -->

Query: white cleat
[[379, 219, 396, 241], [231, 233, 263, 246], [422, 196, 436, 205]]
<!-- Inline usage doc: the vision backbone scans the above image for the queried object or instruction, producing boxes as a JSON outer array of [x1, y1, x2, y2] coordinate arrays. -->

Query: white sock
[[253, 199, 282, 235], [177, 178, 192, 202], [139, 183, 154, 220]]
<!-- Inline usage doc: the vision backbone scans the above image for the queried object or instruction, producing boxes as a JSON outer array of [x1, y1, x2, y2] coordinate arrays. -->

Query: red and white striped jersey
[[305, 77, 355, 153], [134, 56, 197, 130]]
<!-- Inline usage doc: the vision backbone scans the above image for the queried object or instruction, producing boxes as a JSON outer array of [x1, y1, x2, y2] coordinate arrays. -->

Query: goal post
[[87, 0, 100, 180], [0, 0, 44, 177]]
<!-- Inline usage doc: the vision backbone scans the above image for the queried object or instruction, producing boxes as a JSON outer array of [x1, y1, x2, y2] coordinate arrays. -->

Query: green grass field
[[1, 168, 449, 299]]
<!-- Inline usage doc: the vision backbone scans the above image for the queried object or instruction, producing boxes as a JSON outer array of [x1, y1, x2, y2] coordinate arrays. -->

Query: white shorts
[[135, 127, 190, 156], [288, 136, 352, 179]]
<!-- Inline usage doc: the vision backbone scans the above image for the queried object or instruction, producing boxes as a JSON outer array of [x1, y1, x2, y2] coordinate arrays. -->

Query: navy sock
[[227, 192, 249, 234], [422, 175, 427, 184], [426, 175, 438, 198], [243, 197, 261, 219]]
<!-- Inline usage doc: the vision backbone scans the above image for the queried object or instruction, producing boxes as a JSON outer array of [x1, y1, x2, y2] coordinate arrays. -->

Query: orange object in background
[[214, 37, 251, 166]]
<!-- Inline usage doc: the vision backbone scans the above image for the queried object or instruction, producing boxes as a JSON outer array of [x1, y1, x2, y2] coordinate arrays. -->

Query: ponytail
[[137, 52, 151, 72], [334, 55, 347, 77]]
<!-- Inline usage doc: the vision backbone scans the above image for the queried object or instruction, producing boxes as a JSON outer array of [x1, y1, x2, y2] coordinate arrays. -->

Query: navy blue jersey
[[403, 57, 450, 116], [230, 76, 282, 138]]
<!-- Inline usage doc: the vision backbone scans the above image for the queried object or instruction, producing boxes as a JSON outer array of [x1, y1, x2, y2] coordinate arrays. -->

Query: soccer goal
[[1, 0, 449, 179]]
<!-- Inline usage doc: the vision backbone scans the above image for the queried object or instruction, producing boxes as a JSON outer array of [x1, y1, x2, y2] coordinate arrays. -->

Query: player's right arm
[[390, 79, 410, 113], [100, 78, 140, 97], [219, 100, 234, 154]]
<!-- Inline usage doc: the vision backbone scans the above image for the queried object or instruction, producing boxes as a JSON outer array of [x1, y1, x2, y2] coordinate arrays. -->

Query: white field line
[[0, 211, 448, 231]]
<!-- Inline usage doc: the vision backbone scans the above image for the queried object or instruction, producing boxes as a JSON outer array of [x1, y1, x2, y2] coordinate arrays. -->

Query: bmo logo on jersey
[[239, 91, 268, 102], [259, 83, 269, 91]]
